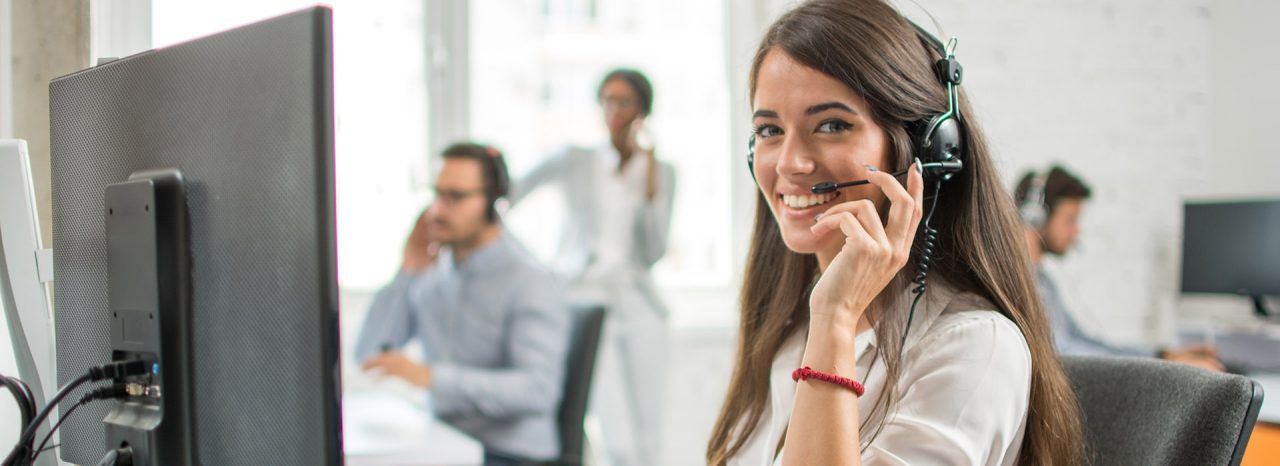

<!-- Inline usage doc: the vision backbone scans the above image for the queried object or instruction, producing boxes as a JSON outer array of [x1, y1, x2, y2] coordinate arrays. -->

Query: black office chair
[[550, 305, 606, 466], [1062, 355, 1265, 466]]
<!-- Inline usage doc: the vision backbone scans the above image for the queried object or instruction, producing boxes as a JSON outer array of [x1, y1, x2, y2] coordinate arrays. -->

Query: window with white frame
[[153, 0, 433, 292]]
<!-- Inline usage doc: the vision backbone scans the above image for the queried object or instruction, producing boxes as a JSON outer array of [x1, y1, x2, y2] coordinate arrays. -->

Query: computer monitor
[[1180, 199, 1280, 317], [49, 7, 340, 465]]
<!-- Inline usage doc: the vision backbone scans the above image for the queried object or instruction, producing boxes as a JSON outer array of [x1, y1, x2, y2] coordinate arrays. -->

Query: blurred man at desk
[[1015, 166, 1223, 371], [356, 143, 570, 466]]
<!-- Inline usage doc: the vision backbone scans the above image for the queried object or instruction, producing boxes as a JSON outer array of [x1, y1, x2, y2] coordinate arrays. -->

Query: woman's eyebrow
[[806, 101, 857, 116], [752, 102, 857, 119]]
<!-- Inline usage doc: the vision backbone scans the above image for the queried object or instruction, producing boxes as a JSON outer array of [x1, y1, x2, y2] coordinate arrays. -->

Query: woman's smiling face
[[751, 49, 894, 254]]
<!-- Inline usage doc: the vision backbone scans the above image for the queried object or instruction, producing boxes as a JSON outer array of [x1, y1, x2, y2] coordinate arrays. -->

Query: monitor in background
[[48, 6, 340, 465], [1180, 199, 1280, 318]]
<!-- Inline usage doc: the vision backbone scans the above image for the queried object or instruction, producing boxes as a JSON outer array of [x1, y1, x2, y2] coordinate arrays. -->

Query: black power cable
[[31, 384, 129, 462], [2, 361, 147, 466], [0, 374, 35, 438]]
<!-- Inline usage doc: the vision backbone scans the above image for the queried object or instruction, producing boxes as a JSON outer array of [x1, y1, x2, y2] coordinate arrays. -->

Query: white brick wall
[[940, 0, 1216, 346], [955, 0, 1280, 344]]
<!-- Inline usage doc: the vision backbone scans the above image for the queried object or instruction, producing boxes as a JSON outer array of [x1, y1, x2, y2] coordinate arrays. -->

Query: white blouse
[[728, 281, 1033, 466], [579, 142, 647, 288], [508, 144, 677, 317]]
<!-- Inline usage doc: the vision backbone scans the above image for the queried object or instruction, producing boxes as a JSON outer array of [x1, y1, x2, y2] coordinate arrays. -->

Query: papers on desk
[[343, 392, 484, 466]]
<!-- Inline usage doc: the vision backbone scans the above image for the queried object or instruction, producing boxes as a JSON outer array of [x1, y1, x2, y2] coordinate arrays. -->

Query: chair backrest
[[555, 305, 606, 466], [1061, 355, 1264, 466]]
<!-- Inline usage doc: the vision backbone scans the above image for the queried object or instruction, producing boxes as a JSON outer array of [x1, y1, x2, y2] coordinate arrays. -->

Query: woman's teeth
[[781, 192, 837, 209]]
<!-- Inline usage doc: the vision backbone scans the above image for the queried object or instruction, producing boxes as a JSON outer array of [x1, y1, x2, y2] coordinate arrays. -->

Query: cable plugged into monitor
[[2, 360, 149, 466]]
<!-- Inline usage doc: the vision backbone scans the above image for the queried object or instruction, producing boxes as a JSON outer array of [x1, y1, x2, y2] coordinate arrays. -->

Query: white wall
[[915, 0, 1280, 345], [930, 0, 1216, 346], [1207, 0, 1280, 197], [0, 0, 12, 138], [89, 0, 150, 64], [1178, 0, 1280, 325]]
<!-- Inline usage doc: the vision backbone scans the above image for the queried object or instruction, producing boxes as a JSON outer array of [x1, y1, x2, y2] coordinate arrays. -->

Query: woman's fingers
[[811, 210, 874, 251], [812, 199, 888, 248], [864, 161, 925, 257]]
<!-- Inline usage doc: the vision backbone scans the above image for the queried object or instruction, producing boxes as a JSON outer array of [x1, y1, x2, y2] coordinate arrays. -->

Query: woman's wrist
[[809, 303, 863, 335], [804, 323, 859, 373]]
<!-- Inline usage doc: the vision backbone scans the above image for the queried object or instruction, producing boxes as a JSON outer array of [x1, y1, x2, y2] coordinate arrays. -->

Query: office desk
[[1245, 422, 1280, 466], [344, 392, 484, 466], [1255, 373, 1280, 424]]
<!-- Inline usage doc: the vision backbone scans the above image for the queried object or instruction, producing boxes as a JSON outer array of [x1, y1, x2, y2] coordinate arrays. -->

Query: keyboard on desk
[[1181, 329, 1280, 374]]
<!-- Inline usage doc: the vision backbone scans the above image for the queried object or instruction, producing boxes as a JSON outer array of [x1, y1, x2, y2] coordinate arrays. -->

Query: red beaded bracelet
[[792, 366, 865, 397]]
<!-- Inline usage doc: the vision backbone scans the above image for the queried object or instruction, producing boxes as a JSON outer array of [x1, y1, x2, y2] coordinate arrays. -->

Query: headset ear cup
[[746, 134, 757, 182], [928, 117, 963, 163], [486, 146, 509, 222], [1020, 203, 1046, 229], [914, 114, 964, 180], [1018, 173, 1049, 229]]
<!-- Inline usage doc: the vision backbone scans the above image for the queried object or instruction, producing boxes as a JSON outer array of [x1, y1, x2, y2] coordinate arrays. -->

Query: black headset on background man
[[441, 142, 510, 222], [1019, 171, 1049, 229], [481, 145, 511, 222]]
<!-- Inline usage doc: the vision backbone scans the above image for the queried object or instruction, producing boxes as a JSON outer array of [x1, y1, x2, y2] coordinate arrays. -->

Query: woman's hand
[[808, 161, 925, 330], [628, 117, 659, 201]]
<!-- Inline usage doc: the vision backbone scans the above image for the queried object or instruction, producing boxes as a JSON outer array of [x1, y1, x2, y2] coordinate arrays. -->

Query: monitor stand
[[1250, 294, 1273, 319]]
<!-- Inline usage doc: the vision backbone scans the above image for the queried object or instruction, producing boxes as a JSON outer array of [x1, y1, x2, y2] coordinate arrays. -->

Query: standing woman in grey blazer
[[508, 69, 676, 466]]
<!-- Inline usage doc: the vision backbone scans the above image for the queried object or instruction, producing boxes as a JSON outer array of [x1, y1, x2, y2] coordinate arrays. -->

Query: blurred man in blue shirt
[[356, 143, 569, 465], [1015, 166, 1222, 371]]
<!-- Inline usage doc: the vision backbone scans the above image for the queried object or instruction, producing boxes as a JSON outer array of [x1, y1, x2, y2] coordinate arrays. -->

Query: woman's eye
[[754, 125, 783, 138], [817, 120, 852, 133]]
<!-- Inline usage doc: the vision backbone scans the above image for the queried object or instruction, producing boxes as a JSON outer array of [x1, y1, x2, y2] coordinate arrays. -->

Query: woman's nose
[[776, 137, 817, 176]]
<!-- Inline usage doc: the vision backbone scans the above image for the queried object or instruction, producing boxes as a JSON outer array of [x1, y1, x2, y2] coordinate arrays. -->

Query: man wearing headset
[[1015, 166, 1223, 371], [355, 143, 570, 466]]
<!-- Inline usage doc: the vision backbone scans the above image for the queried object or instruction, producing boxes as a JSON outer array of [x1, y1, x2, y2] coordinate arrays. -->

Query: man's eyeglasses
[[434, 188, 486, 205]]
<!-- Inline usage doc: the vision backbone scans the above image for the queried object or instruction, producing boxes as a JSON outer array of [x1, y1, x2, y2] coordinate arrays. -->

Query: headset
[[746, 20, 965, 189], [438, 143, 510, 222], [481, 145, 511, 222], [1019, 171, 1049, 229]]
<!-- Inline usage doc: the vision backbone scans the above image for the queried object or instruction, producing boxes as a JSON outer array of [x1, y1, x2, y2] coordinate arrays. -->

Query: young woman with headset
[[706, 1, 1083, 464]]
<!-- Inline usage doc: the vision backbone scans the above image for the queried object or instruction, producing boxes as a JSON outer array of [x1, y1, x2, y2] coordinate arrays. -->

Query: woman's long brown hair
[[706, 1, 1083, 464]]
